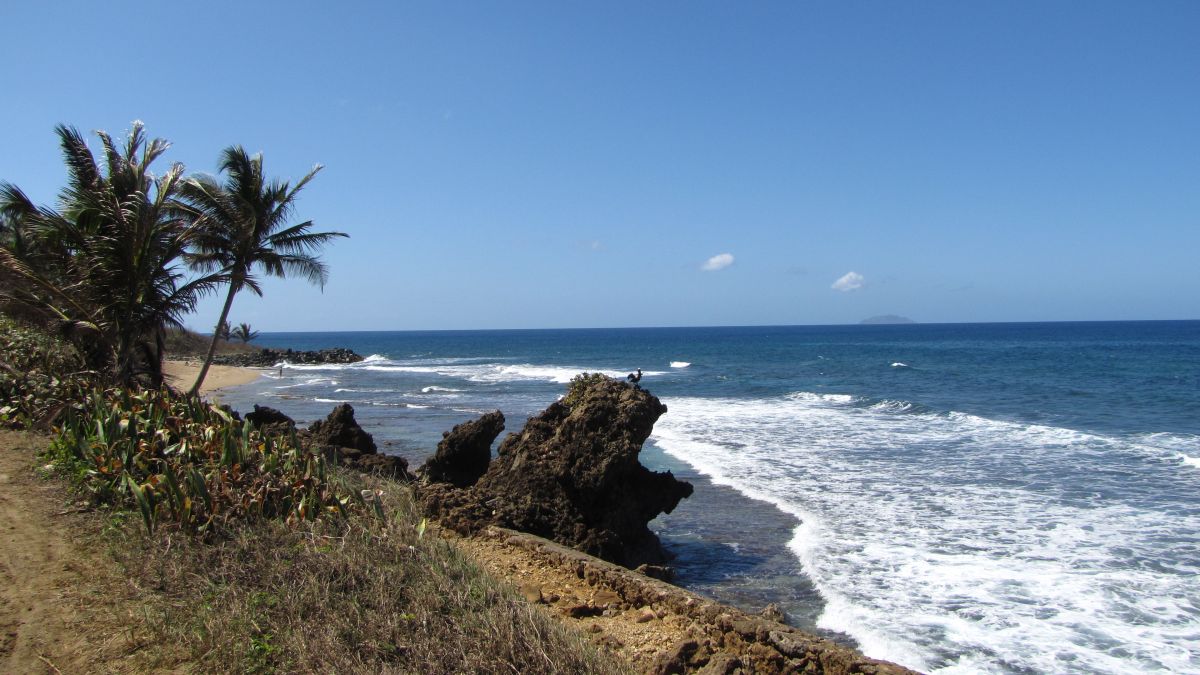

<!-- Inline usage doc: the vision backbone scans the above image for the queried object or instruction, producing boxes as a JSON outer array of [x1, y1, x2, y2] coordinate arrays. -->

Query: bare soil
[[0, 431, 169, 674]]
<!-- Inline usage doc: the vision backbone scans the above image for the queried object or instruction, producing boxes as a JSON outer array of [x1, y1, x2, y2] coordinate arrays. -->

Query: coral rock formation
[[421, 376, 692, 566]]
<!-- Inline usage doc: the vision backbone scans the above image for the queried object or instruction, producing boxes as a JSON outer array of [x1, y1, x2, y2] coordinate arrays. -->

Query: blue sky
[[2, 2, 1197, 330]]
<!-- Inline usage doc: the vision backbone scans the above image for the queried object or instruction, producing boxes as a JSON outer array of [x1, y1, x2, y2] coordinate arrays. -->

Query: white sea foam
[[1130, 432, 1200, 470], [274, 377, 335, 389], [359, 361, 663, 385], [891, 362, 909, 368], [652, 393, 1200, 673], [671, 361, 692, 368], [421, 386, 462, 393]]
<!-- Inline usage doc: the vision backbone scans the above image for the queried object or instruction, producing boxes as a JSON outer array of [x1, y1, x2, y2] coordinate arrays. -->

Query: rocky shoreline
[[228, 372, 917, 673], [211, 346, 363, 367], [463, 527, 917, 674]]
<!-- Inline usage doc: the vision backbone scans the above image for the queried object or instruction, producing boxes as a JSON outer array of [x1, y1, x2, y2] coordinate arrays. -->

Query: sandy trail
[[0, 431, 147, 673]]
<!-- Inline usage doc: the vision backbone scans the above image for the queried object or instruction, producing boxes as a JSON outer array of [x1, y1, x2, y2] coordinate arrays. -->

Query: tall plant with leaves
[[230, 322, 259, 343], [181, 147, 346, 395], [0, 123, 222, 386]]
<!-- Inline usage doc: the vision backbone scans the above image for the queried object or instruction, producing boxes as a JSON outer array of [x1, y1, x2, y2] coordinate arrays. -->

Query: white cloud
[[701, 253, 734, 272], [832, 271, 865, 292]]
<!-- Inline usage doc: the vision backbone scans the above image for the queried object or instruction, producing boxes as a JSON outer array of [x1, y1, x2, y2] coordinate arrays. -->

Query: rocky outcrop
[[418, 411, 505, 487], [420, 376, 692, 567], [306, 403, 377, 454], [480, 527, 919, 675], [213, 347, 363, 368], [244, 404, 295, 437], [240, 402, 408, 479], [302, 403, 409, 480]]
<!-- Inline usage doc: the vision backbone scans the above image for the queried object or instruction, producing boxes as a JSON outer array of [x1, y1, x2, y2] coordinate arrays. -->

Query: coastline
[[162, 359, 265, 395]]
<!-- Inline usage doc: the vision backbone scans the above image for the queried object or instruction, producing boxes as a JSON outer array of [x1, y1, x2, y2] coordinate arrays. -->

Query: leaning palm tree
[[181, 147, 346, 395], [1, 123, 222, 386]]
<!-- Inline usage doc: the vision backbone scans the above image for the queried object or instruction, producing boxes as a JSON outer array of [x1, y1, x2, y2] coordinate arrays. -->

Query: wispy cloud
[[701, 253, 735, 272], [832, 271, 865, 292]]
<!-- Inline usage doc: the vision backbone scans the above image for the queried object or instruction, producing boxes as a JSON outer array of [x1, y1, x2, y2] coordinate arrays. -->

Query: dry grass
[[110, 470, 630, 674]]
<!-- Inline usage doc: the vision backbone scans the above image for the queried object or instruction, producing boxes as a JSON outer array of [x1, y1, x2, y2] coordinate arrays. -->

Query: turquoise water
[[216, 321, 1200, 673]]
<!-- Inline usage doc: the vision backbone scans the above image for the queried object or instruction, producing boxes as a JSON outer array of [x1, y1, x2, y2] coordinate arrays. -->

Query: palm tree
[[1, 123, 222, 386], [230, 322, 259, 343], [181, 147, 346, 395]]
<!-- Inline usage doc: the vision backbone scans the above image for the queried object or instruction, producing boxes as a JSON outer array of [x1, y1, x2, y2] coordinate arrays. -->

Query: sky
[[2, 1, 1197, 330]]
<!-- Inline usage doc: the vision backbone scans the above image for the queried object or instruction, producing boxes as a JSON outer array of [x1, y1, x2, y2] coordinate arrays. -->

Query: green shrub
[[0, 315, 94, 428], [48, 387, 370, 534], [563, 372, 609, 408]]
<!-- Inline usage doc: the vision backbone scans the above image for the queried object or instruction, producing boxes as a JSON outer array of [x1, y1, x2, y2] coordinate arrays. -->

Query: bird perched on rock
[[627, 368, 643, 384]]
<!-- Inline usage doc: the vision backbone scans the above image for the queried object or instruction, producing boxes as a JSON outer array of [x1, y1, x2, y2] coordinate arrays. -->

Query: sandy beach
[[163, 359, 264, 395]]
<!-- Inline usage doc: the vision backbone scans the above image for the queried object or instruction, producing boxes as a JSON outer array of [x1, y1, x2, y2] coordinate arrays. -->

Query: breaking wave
[[652, 392, 1200, 673]]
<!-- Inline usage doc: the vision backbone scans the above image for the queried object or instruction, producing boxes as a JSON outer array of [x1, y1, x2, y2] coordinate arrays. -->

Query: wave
[[670, 361, 691, 368], [891, 362, 909, 368], [359, 361, 664, 385], [421, 386, 462, 393], [274, 377, 336, 389], [652, 393, 1200, 672], [784, 391, 856, 405], [1130, 432, 1200, 471]]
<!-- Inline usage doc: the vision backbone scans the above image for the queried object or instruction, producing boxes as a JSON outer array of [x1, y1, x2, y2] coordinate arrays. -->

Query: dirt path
[[0, 431, 151, 674]]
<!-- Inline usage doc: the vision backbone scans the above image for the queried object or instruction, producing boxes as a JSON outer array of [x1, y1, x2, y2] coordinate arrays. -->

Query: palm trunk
[[189, 282, 239, 396]]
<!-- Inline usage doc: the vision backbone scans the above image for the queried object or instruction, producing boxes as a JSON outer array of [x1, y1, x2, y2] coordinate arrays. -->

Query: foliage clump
[[0, 315, 95, 428], [563, 372, 610, 408], [49, 386, 376, 534]]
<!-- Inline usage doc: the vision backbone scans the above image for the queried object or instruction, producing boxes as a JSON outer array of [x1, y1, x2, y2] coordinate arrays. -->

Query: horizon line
[[193, 318, 1200, 335]]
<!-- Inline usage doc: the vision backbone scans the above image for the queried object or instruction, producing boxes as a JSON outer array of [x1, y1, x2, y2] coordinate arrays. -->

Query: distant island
[[860, 315, 916, 325]]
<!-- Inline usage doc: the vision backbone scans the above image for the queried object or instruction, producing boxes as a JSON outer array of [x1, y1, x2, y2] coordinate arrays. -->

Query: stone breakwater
[[212, 347, 363, 367]]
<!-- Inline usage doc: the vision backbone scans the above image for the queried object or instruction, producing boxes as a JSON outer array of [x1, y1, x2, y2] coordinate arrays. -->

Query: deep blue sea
[[215, 321, 1200, 674]]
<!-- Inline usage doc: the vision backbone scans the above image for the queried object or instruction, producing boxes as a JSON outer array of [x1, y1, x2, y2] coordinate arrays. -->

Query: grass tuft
[[112, 472, 629, 673]]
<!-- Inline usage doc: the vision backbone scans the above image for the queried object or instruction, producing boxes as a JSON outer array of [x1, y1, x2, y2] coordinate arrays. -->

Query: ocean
[[214, 321, 1199, 674]]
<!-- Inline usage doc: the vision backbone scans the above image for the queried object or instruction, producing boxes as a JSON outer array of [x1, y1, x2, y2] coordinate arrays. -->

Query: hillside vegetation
[[0, 316, 625, 673]]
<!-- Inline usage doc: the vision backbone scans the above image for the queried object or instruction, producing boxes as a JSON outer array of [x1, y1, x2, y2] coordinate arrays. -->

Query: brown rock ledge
[[459, 526, 921, 675]]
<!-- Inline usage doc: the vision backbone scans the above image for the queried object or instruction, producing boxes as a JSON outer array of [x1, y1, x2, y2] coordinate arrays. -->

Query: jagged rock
[[651, 640, 700, 675], [302, 403, 409, 480], [418, 411, 505, 487], [696, 653, 741, 675], [244, 404, 294, 437], [217, 404, 242, 422], [419, 376, 693, 567], [635, 564, 676, 582], [760, 603, 786, 624], [306, 403, 377, 454], [352, 452, 410, 480]]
